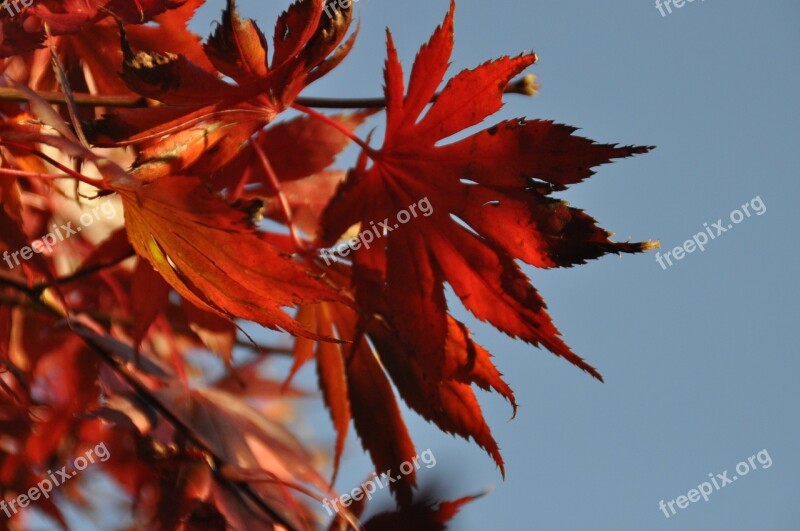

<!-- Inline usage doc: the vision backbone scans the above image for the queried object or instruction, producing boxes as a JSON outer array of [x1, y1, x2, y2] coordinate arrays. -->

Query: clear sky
[[187, 2, 799, 529]]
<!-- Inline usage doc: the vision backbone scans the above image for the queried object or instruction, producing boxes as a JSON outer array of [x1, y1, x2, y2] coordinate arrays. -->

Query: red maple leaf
[[308, 0, 655, 495], [322, 1, 654, 379]]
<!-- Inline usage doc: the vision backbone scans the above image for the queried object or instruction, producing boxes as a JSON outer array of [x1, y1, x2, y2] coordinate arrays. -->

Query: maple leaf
[[321, 1, 654, 379], [286, 271, 514, 505], [310, 0, 655, 488], [287, 300, 417, 503], [112, 175, 346, 337], [30, 0, 189, 31], [92, 0, 355, 150], [0, 0, 193, 59]]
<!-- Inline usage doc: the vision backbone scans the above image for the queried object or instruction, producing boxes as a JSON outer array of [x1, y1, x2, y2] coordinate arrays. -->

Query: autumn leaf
[[93, 0, 355, 149], [113, 175, 346, 338], [288, 300, 419, 503], [305, 0, 655, 486], [286, 272, 508, 504], [321, 1, 654, 380], [130, 258, 171, 346], [0, 0, 195, 59]]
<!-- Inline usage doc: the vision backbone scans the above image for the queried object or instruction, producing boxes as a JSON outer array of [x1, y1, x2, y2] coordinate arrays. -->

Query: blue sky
[[188, 1, 799, 529]]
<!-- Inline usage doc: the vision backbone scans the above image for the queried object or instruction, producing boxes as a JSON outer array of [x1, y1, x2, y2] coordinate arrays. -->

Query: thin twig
[[250, 140, 307, 252], [0, 74, 538, 109], [30, 251, 135, 296], [45, 22, 90, 148], [0, 275, 33, 296], [0, 87, 144, 107], [0, 140, 106, 189], [292, 103, 375, 154]]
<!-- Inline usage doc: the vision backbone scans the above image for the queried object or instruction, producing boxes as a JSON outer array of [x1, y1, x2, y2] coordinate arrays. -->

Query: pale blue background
[[184, 1, 799, 530]]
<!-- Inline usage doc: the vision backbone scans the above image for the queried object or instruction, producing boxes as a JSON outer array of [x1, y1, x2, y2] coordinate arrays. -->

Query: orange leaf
[[114, 176, 344, 337]]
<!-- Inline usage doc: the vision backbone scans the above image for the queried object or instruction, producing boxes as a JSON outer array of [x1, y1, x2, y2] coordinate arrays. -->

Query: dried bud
[[507, 73, 540, 97]]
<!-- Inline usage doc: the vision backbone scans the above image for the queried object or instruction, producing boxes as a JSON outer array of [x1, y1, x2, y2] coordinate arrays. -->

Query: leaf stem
[[249, 140, 308, 252], [292, 103, 376, 156], [0, 140, 106, 189]]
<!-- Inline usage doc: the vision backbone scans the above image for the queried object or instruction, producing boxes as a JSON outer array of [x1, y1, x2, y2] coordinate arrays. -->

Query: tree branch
[[0, 74, 538, 109], [0, 87, 144, 107], [31, 251, 135, 296]]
